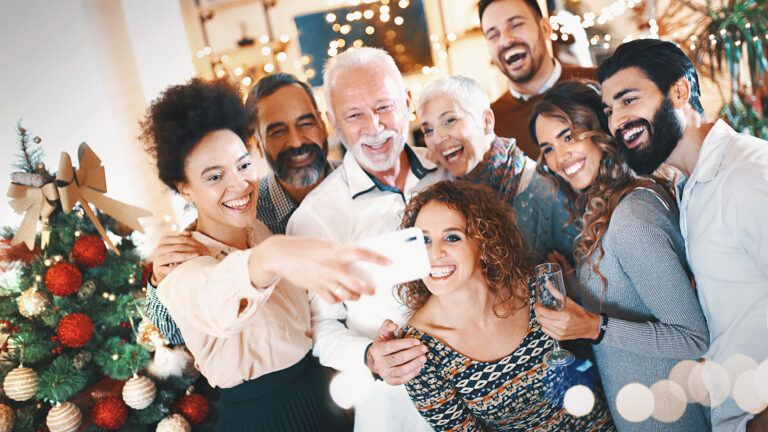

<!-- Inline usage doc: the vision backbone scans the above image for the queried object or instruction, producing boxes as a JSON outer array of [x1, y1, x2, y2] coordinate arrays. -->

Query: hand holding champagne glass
[[535, 263, 575, 367]]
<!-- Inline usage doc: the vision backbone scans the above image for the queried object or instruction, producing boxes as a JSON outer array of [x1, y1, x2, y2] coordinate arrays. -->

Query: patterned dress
[[464, 137, 577, 262], [402, 287, 615, 431]]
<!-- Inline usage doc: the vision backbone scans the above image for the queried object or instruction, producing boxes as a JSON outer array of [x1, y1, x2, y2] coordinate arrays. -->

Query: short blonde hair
[[323, 47, 404, 114], [417, 75, 490, 123]]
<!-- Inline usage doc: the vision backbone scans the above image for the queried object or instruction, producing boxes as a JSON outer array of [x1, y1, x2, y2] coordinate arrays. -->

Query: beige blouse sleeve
[[156, 249, 275, 339]]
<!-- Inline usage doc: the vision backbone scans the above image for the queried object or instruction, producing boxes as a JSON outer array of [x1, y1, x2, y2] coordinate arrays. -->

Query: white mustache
[[357, 129, 399, 146]]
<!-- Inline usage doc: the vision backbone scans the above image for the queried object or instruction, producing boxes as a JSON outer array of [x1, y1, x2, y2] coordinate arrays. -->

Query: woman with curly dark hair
[[529, 81, 709, 431], [398, 180, 614, 431], [140, 78, 384, 431]]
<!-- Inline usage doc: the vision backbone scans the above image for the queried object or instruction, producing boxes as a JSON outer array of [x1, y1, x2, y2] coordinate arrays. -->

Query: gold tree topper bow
[[55, 143, 152, 254], [7, 179, 58, 250]]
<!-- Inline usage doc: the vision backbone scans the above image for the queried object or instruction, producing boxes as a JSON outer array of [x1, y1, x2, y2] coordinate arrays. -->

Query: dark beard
[[499, 42, 541, 84], [267, 143, 328, 188], [616, 97, 683, 175]]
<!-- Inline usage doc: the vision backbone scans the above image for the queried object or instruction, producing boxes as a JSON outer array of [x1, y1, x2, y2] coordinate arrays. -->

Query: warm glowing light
[[564, 385, 595, 417], [259, 35, 270, 44], [326, 13, 337, 23], [353, 39, 364, 48], [447, 33, 457, 42], [616, 383, 654, 422], [733, 370, 768, 414], [306, 69, 316, 79], [328, 48, 338, 56], [650, 380, 687, 423], [261, 46, 272, 56], [264, 63, 274, 73], [280, 34, 290, 43], [421, 66, 431, 74], [380, 14, 390, 22], [379, 5, 390, 13], [366, 26, 375, 35], [333, 23, 341, 32], [234, 67, 244, 76], [341, 25, 352, 34], [398, 0, 409, 7], [276, 52, 288, 62], [394, 16, 404, 25], [242, 76, 253, 86], [301, 55, 311, 65], [364, 10, 374, 19]]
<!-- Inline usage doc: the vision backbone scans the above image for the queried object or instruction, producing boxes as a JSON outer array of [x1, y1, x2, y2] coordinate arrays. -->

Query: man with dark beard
[[599, 39, 768, 432], [146, 73, 337, 344], [245, 72, 337, 234], [480, 0, 595, 158]]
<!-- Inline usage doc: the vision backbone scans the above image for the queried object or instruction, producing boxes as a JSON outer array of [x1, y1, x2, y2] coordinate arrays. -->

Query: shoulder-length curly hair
[[398, 180, 532, 317], [528, 80, 668, 292]]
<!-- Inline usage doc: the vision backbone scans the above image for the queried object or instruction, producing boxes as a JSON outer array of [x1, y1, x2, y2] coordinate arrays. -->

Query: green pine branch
[[12, 121, 44, 174], [35, 354, 89, 404], [94, 337, 150, 380]]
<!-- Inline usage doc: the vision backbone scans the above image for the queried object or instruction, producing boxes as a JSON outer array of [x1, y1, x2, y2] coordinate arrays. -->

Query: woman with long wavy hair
[[529, 80, 710, 431], [398, 180, 615, 431]]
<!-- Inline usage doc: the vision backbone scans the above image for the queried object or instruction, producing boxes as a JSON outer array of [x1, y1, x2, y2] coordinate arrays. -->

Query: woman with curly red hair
[[529, 80, 709, 431], [398, 180, 614, 431]]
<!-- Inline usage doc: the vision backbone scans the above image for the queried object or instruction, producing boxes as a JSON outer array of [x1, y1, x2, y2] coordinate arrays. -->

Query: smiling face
[[415, 201, 484, 297], [256, 84, 328, 188], [177, 130, 257, 236], [481, 0, 551, 84], [601, 66, 684, 174], [535, 115, 603, 190], [329, 63, 411, 173], [420, 95, 493, 177]]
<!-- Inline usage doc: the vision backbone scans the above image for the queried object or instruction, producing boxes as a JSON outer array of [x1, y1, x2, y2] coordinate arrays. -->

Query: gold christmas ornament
[[122, 374, 157, 409], [155, 413, 191, 432], [0, 403, 13, 432], [2, 366, 38, 401], [46, 402, 82, 432], [17, 287, 49, 319]]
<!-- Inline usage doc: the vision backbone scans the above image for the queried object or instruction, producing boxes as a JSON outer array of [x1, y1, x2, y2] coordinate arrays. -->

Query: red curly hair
[[398, 180, 533, 318]]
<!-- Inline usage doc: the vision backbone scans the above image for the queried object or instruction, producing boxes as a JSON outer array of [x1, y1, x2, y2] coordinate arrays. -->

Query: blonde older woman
[[417, 75, 576, 262]]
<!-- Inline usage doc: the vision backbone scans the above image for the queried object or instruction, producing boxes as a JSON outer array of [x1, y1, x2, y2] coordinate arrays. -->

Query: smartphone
[[349, 227, 430, 287]]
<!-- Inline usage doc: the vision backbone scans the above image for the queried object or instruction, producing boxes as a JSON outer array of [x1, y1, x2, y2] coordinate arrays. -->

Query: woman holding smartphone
[[141, 78, 385, 431]]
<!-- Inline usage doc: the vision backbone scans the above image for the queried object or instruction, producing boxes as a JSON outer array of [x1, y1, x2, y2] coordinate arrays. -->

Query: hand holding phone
[[349, 227, 430, 288]]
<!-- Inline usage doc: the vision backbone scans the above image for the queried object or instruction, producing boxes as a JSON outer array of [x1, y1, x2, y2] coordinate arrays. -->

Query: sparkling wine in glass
[[535, 262, 575, 368]]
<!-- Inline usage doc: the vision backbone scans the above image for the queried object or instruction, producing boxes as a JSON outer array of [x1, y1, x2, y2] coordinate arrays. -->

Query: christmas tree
[[1, 123, 213, 431]]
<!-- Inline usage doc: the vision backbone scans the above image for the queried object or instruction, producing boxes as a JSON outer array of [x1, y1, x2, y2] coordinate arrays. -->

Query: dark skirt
[[216, 353, 351, 432]]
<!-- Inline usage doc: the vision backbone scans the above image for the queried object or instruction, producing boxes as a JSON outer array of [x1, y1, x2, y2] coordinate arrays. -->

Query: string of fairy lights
[[190, 0, 764, 91]]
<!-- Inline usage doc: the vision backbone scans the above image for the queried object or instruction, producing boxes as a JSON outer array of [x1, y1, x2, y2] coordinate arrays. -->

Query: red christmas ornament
[[175, 393, 209, 425], [72, 235, 107, 268], [45, 261, 82, 297], [91, 396, 128, 430], [56, 313, 94, 348]]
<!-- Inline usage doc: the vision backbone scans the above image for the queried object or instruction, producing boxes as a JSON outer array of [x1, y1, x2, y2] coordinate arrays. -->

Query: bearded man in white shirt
[[286, 47, 447, 431], [599, 38, 768, 432]]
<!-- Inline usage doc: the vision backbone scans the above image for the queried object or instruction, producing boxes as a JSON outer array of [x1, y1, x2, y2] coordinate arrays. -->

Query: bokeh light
[[650, 380, 687, 423], [616, 383, 654, 422], [563, 385, 595, 417]]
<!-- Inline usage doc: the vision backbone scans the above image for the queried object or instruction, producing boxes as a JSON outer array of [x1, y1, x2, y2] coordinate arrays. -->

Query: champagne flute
[[535, 263, 575, 368]]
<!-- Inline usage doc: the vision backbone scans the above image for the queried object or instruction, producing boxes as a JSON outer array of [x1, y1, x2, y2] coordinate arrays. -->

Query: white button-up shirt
[[679, 120, 768, 431], [287, 145, 446, 432]]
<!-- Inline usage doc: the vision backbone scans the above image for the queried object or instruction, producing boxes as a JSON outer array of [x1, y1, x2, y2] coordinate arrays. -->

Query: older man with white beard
[[287, 47, 446, 431]]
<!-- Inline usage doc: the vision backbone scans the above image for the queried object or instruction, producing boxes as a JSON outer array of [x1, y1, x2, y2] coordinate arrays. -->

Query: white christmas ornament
[[46, 402, 82, 432], [122, 374, 157, 409], [2, 366, 38, 401], [156, 413, 191, 432]]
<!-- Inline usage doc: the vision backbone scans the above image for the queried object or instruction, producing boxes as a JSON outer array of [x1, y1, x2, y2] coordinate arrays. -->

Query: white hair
[[322, 47, 404, 115], [417, 75, 491, 123]]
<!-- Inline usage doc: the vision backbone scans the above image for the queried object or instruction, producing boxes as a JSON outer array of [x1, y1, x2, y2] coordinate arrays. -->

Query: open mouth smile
[[222, 193, 253, 212], [441, 145, 464, 162], [429, 265, 456, 280]]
